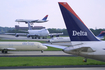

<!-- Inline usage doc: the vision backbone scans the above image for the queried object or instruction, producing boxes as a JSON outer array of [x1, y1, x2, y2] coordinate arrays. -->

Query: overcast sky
[[0, 0, 105, 29]]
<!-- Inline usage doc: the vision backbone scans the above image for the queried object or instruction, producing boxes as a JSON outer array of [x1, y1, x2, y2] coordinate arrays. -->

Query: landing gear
[[83, 58, 87, 62], [31, 35, 41, 39], [38, 36, 40, 39], [42, 37, 44, 39], [2, 50, 8, 54], [44, 36, 47, 39], [32, 36, 35, 39], [31, 36, 48, 39], [31, 36, 38, 39], [42, 36, 47, 39], [41, 50, 43, 53], [50, 35, 54, 38], [35, 36, 37, 39]]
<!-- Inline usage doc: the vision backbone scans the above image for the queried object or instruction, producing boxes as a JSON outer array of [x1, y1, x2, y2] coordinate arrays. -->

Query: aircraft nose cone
[[43, 46, 48, 50]]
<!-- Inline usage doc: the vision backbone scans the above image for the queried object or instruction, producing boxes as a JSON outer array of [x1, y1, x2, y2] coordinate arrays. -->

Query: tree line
[[48, 28, 105, 36], [0, 26, 105, 36], [0, 27, 14, 34]]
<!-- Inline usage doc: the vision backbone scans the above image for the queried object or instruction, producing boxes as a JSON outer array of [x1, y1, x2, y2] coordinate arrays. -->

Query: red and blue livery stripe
[[97, 31, 105, 37], [42, 15, 48, 20], [58, 2, 99, 41]]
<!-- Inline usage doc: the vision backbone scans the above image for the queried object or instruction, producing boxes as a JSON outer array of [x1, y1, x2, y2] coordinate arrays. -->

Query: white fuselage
[[63, 41, 105, 62], [15, 19, 48, 23], [49, 37, 70, 43], [36, 20, 48, 23], [28, 29, 49, 37], [0, 42, 47, 51], [49, 37, 102, 43]]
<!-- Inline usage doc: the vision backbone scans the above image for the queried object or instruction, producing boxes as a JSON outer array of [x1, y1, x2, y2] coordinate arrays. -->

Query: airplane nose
[[43, 46, 48, 50]]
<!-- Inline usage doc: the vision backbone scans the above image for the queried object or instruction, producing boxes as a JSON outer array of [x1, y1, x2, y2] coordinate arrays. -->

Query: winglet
[[58, 2, 99, 41], [42, 15, 48, 20]]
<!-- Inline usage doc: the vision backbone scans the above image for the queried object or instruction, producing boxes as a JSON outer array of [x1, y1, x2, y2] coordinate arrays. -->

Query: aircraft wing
[[15, 33, 27, 37], [5, 33, 28, 37], [44, 43, 95, 52], [5, 33, 16, 35], [5, 33, 27, 35], [43, 44, 67, 49], [6, 48, 16, 50], [49, 33, 63, 36], [15, 19, 38, 23], [18, 30, 28, 32], [0, 48, 16, 50]]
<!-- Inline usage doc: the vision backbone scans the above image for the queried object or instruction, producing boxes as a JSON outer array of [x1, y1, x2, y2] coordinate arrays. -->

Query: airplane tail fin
[[97, 31, 105, 38], [42, 15, 48, 20], [58, 2, 99, 41]]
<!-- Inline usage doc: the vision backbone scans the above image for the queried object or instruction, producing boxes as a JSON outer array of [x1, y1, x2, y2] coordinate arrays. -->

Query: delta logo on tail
[[73, 30, 87, 36], [58, 2, 99, 41]]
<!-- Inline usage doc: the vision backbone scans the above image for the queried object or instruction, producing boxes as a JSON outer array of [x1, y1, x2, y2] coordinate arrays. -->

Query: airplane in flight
[[48, 31, 105, 43], [15, 15, 63, 39], [44, 2, 105, 62], [0, 42, 47, 53], [15, 15, 48, 23]]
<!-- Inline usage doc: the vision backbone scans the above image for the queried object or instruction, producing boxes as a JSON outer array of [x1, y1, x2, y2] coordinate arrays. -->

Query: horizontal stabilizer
[[49, 33, 63, 36]]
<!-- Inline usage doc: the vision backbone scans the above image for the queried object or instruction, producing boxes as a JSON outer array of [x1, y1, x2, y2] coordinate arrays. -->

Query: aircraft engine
[[56, 35, 59, 37], [50, 35, 54, 38], [27, 34, 30, 38], [15, 34, 19, 37]]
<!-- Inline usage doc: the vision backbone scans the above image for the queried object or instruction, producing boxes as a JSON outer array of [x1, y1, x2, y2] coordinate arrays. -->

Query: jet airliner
[[44, 2, 105, 62], [15, 23, 63, 39], [0, 42, 47, 53], [16, 15, 48, 23], [15, 15, 63, 39]]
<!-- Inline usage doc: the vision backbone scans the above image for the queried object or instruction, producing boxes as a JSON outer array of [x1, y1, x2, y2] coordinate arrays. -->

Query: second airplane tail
[[58, 2, 99, 41], [42, 15, 48, 20], [97, 31, 105, 39]]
